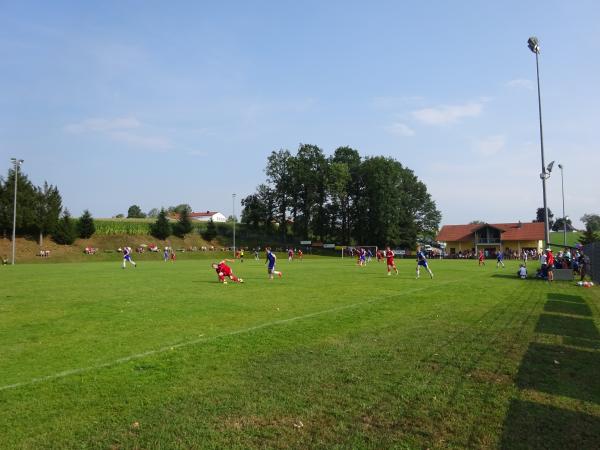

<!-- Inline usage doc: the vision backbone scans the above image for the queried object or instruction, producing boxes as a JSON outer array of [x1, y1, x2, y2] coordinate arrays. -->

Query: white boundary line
[[1, 280, 458, 392]]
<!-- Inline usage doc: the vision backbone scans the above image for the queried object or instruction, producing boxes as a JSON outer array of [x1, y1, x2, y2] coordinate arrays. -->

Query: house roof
[[436, 222, 544, 242], [189, 211, 221, 218]]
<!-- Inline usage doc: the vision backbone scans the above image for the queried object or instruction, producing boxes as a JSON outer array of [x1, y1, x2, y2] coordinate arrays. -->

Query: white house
[[189, 211, 227, 222]]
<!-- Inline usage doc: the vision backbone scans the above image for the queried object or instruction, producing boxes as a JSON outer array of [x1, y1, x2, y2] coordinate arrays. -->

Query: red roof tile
[[436, 222, 544, 242]]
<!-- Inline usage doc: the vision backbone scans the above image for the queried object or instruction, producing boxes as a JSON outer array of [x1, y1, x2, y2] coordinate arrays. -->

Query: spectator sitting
[[518, 264, 527, 279]]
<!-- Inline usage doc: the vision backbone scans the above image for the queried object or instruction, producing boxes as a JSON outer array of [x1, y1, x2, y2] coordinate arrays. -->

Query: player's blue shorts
[[268, 265, 275, 273], [124, 255, 132, 261], [418, 260, 428, 267]]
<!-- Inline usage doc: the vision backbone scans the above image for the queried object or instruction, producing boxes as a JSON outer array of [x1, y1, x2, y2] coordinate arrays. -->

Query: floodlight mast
[[528, 36, 550, 247], [10, 158, 24, 265], [559, 164, 567, 246], [232, 193, 236, 257]]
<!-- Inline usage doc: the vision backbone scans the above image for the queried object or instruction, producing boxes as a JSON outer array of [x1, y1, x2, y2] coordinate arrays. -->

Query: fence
[[583, 242, 600, 283]]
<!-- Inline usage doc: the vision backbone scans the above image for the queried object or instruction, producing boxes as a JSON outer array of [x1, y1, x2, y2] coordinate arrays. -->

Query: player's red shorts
[[386, 258, 395, 266]]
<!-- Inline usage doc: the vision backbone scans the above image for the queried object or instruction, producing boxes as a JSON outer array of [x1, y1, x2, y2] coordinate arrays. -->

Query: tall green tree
[[579, 225, 599, 245], [34, 182, 62, 246], [534, 207, 554, 229], [147, 208, 160, 218], [127, 205, 146, 218], [174, 208, 193, 237], [0, 168, 38, 236], [151, 208, 171, 240], [331, 147, 361, 244], [77, 210, 96, 239], [202, 218, 217, 241], [581, 214, 600, 232], [53, 210, 77, 245], [265, 149, 295, 241]]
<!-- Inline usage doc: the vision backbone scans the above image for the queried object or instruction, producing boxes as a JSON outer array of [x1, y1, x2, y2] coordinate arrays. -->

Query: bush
[[151, 209, 172, 240], [202, 219, 217, 241]]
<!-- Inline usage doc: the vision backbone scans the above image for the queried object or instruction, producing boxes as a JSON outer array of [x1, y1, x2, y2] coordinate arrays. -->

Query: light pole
[[528, 36, 550, 247], [10, 158, 24, 265], [232, 193, 236, 257], [558, 163, 567, 246]]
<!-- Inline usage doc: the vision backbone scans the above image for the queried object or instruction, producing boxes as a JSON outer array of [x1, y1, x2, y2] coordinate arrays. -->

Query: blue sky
[[1, 1, 599, 228]]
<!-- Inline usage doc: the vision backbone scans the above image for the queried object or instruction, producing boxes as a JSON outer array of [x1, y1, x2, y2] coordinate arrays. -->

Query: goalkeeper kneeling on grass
[[212, 259, 244, 284]]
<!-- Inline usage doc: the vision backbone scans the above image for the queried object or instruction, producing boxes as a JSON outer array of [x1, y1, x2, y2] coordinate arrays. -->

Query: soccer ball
[[577, 281, 583, 286]]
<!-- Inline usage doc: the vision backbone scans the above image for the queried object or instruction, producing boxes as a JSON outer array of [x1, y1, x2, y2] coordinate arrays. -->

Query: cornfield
[[95, 220, 153, 236]]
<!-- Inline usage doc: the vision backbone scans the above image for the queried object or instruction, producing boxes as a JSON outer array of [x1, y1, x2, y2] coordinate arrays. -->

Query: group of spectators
[[532, 248, 591, 281]]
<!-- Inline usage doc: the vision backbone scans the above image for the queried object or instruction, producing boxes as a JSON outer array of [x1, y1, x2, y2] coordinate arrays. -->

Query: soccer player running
[[211, 259, 243, 284], [496, 250, 505, 268], [385, 246, 398, 276], [266, 247, 283, 280], [478, 250, 485, 266], [122, 246, 137, 269], [416, 246, 433, 279]]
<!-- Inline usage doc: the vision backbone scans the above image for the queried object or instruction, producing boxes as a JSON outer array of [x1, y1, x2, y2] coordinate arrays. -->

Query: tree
[[147, 208, 160, 218], [33, 182, 62, 246], [77, 210, 96, 239], [579, 225, 599, 245], [151, 208, 171, 240], [0, 168, 38, 236], [265, 149, 295, 241], [469, 220, 485, 225], [581, 214, 600, 233], [115, 213, 125, 218], [174, 208, 193, 237], [534, 207, 554, 229], [241, 184, 275, 231], [551, 217, 575, 232], [202, 218, 217, 241], [52, 210, 77, 245], [127, 205, 146, 218]]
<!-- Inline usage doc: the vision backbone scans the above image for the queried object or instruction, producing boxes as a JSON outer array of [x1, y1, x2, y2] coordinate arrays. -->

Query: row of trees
[[122, 204, 194, 219], [241, 145, 441, 247], [0, 169, 63, 245]]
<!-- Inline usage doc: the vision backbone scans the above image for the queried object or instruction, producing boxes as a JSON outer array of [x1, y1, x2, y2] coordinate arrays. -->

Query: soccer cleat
[[278, 272, 282, 278], [239, 278, 244, 283], [388, 272, 391, 276], [223, 281, 228, 284]]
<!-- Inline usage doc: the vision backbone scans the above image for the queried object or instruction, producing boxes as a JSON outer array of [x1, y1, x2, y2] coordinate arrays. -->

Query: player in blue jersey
[[415, 246, 433, 279], [122, 246, 137, 269], [265, 247, 283, 280], [496, 250, 505, 268]]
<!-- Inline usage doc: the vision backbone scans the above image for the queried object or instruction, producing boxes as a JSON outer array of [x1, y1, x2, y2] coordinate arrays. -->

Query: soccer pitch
[[2, 257, 599, 449]]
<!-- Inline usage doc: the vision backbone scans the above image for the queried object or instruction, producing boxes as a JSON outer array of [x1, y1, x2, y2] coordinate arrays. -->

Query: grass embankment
[[549, 231, 582, 249], [1, 258, 599, 448]]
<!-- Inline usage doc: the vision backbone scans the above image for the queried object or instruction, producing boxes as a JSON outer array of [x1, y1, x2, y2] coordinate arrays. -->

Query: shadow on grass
[[500, 399, 600, 449], [535, 314, 600, 340], [516, 342, 600, 404], [562, 336, 600, 350], [547, 293, 586, 304], [544, 301, 593, 317]]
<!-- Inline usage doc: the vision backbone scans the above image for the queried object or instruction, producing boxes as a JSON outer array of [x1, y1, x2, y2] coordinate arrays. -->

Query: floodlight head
[[527, 36, 540, 54], [558, 163, 563, 169], [547, 161, 555, 173]]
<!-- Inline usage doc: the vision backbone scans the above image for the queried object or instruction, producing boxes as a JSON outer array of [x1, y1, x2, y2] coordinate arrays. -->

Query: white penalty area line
[[0, 279, 459, 392]]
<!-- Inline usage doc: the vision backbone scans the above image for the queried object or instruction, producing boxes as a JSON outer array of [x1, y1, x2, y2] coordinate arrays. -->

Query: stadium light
[[232, 193, 236, 257], [528, 36, 550, 246], [10, 158, 24, 265], [558, 163, 567, 246]]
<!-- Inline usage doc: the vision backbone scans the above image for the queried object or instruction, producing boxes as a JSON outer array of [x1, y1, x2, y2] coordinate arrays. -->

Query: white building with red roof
[[188, 211, 227, 222], [436, 222, 544, 255]]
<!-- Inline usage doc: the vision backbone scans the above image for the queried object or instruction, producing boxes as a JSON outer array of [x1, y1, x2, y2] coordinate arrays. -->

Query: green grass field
[[1, 256, 599, 449]]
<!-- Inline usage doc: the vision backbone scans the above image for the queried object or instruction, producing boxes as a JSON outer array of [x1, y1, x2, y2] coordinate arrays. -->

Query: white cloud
[[386, 122, 415, 137], [473, 135, 506, 156], [64, 117, 141, 133], [412, 102, 483, 125], [506, 79, 534, 89], [64, 116, 172, 151]]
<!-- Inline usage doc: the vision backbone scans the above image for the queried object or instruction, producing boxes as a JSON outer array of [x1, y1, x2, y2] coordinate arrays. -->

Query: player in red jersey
[[297, 249, 303, 260], [385, 246, 399, 275], [211, 259, 244, 284], [478, 250, 485, 266], [288, 248, 294, 262]]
